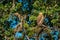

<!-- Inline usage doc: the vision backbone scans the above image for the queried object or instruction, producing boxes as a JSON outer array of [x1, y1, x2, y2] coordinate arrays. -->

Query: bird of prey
[[37, 12, 44, 26]]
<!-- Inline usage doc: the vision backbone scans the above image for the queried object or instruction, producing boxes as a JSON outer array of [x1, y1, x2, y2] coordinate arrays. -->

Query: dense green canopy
[[0, 0, 60, 40]]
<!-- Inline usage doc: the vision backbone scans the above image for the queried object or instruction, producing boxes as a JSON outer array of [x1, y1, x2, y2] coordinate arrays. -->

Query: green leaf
[[23, 23, 29, 29], [29, 15, 37, 21], [51, 19, 58, 24], [4, 31, 11, 36]]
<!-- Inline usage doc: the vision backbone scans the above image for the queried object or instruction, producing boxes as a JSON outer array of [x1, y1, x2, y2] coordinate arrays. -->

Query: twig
[[12, 0, 15, 8], [25, 35, 30, 40]]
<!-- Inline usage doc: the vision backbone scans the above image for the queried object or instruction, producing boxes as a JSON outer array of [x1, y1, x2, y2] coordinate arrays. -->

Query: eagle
[[37, 12, 44, 26]]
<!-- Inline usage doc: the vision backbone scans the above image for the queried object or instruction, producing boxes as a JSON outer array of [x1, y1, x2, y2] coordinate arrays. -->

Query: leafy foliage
[[0, 0, 60, 40]]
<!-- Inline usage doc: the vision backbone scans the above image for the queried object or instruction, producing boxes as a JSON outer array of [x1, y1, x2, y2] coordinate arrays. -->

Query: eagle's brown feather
[[37, 12, 44, 26]]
